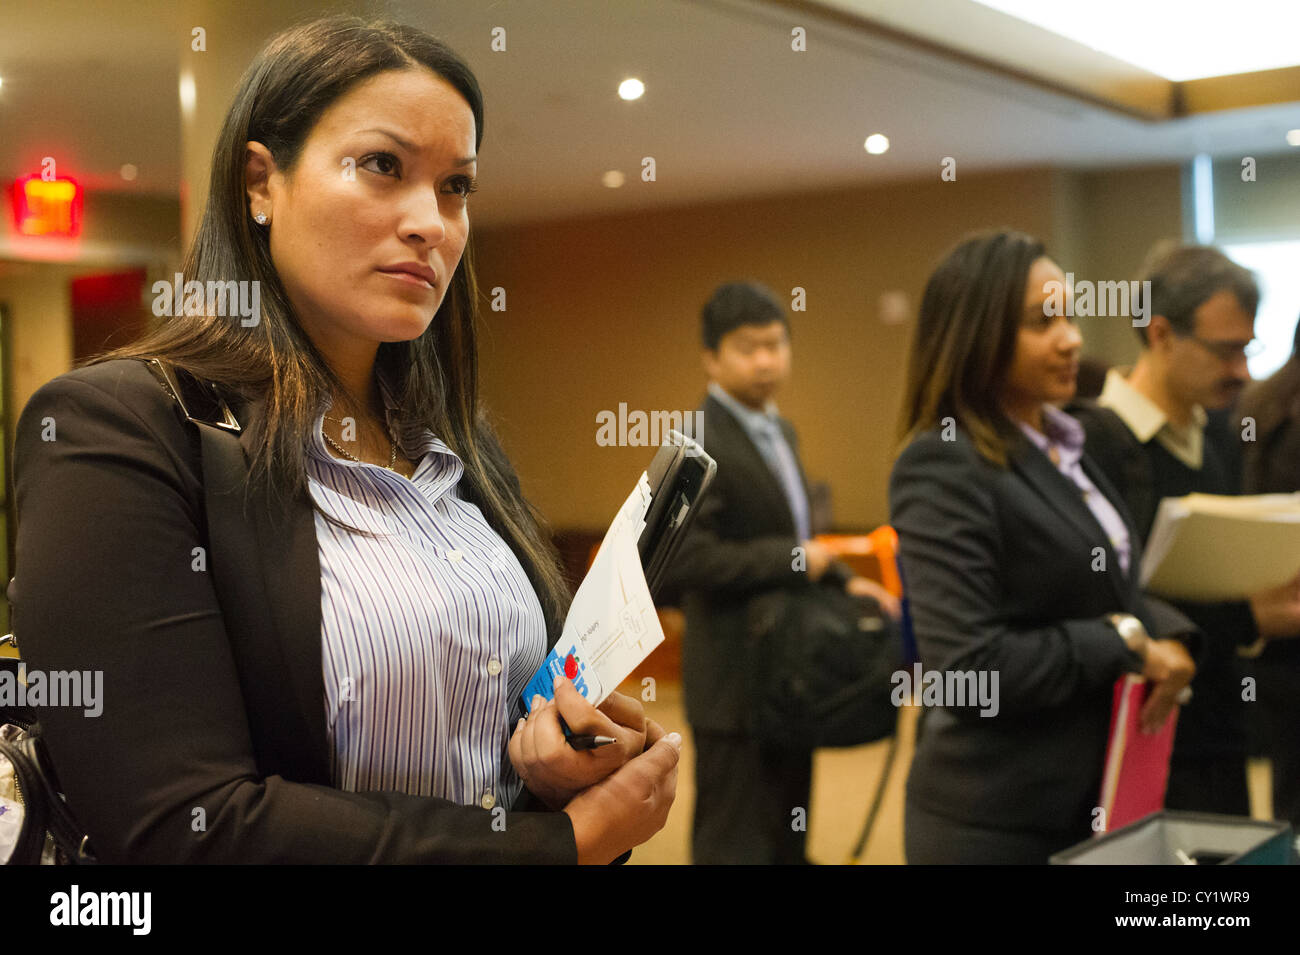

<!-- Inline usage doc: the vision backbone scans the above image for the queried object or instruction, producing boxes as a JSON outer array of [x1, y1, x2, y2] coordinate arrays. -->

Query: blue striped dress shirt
[[307, 372, 546, 811]]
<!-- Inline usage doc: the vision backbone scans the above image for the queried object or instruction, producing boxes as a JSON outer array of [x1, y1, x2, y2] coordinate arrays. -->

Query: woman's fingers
[[597, 690, 646, 733], [643, 718, 666, 747], [515, 683, 656, 807], [627, 732, 683, 799], [555, 681, 646, 765], [519, 699, 549, 771], [533, 699, 584, 770], [552, 677, 620, 736], [536, 696, 617, 789], [507, 717, 527, 777], [1140, 701, 1176, 735], [1140, 686, 1180, 734]]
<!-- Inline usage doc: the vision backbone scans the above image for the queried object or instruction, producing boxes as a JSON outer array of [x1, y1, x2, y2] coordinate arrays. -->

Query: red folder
[[1097, 674, 1179, 833]]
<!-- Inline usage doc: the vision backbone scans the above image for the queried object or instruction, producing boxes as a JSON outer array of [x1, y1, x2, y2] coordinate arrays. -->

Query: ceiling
[[1, 0, 1298, 229]]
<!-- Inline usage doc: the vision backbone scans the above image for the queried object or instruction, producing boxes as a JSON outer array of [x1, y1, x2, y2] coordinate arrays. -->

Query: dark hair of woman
[[88, 15, 571, 636], [896, 229, 1048, 468], [1244, 311, 1300, 439]]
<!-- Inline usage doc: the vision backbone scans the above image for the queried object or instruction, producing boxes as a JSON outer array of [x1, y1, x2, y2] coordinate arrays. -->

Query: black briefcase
[[746, 582, 902, 749]]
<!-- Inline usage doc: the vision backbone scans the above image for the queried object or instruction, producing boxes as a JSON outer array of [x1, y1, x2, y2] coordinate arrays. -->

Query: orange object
[[814, 526, 903, 597]]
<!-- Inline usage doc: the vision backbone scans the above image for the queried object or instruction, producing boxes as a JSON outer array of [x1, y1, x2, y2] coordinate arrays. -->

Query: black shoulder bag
[[746, 581, 903, 749]]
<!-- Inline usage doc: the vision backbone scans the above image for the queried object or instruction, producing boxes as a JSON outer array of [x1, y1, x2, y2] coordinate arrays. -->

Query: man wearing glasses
[[1071, 243, 1300, 816]]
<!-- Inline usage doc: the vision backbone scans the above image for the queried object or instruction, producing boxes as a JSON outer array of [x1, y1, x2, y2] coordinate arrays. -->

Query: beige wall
[[474, 163, 1184, 533], [0, 163, 1186, 536], [0, 190, 179, 629], [2, 264, 77, 417], [0, 193, 181, 416], [1066, 164, 1188, 369]]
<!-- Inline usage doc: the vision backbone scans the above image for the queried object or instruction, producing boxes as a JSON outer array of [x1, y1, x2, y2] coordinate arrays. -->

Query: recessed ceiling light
[[1287, 129, 1300, 147], [120, 164, 139, 181], [618, 78, 645, 101], [864, 134, 890, 155]]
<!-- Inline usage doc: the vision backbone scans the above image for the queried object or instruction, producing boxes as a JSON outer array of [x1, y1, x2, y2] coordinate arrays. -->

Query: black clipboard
[[637, 429, 717, 599]]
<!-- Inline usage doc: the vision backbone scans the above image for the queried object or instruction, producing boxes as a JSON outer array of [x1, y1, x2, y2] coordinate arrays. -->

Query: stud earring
[[254, 212, 268, 225]]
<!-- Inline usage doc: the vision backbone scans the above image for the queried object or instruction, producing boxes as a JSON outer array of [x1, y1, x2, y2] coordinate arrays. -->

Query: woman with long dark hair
[[889, 230, 1196, 863], [11, 16, 677, 864]]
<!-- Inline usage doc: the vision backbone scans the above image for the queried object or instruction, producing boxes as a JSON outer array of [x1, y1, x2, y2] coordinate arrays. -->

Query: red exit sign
[[11, 174, 83, 237]]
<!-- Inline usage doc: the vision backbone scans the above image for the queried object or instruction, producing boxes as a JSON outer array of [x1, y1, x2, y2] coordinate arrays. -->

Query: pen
[[554, 714, 617, 750]]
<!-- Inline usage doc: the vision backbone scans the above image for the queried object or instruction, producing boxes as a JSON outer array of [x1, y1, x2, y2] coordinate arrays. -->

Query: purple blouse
[[1017, 404, 1133, 576]]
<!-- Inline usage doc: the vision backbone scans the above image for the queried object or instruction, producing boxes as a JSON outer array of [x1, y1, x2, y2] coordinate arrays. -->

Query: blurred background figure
[[666, 281, 894, 864], [1238, 312, 1300, 829], [891, 231, 1196, 863], [1071, 245, 1300, 816]]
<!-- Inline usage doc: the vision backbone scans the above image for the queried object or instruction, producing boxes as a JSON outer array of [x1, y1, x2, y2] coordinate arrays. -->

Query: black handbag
[[0, 684, 95, 865], [746, 581, 902, 749], [1, 358, 242, 865]]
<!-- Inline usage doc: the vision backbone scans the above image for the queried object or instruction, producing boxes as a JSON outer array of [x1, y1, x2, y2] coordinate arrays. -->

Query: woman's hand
[[508, 677, 648, 809], [563, 722, 681, 864], [1138, 638, 1196, 734]]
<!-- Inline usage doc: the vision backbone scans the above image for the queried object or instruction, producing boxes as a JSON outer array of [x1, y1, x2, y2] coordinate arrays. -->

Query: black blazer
[[11, 358, 576, 863], [665, 392, 851, 734], [1067, 399, 1256, 759], [888, 424, 1196, 833]]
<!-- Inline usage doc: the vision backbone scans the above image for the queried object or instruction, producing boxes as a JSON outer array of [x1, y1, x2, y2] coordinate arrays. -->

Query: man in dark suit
[[666, 281, 896, 864]]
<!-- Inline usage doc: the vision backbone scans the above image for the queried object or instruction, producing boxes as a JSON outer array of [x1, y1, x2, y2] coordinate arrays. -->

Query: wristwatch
[[1108, 613, 1150, 662]]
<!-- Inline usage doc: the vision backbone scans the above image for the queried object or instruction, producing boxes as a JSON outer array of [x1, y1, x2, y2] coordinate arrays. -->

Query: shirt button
[[480, 791, 496, 810], [487, 657, 502, 676], [447, 549, 464, 563]]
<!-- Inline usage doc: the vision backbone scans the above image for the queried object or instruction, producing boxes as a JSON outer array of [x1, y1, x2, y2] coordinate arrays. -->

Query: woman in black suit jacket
[[889, 231, 1197, 863], [11, 16, 678, 864]]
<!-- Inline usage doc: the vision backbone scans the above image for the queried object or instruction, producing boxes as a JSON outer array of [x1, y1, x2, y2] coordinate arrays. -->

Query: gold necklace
[[322, 415, 398, 471]]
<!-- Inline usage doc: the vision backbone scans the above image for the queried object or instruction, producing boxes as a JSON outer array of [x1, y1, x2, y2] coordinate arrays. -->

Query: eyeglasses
[[1181, 335, 1266, 362]]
